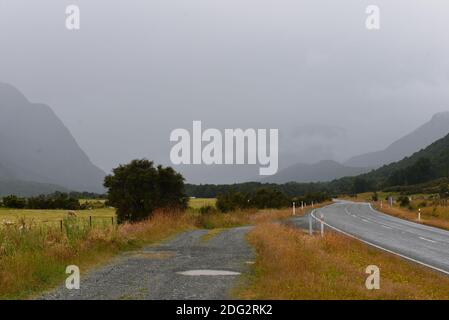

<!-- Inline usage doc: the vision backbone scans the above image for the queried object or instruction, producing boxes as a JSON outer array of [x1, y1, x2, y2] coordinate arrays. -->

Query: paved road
[[304, 201, 449, 274], [42, 227, 254, 300]]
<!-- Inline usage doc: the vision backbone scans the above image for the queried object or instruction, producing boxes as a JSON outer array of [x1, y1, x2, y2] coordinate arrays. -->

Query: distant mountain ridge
[[359, 131, 449, 187], [0, 82, 106, 195], [0, 179, 68, 197], [345, 112, 449, 168], [262, 160, 370, 183], [262, 111, 449, 185]]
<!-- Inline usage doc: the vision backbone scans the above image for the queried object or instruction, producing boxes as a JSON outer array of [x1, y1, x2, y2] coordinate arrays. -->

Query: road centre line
[[311, 208, 449, 276]]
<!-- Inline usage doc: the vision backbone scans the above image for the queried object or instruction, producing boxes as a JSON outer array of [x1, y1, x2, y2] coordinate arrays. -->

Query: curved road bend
[[309, 201, 449, 275]]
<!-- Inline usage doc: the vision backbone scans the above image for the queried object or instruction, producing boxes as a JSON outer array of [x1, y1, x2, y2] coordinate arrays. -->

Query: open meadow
[[0, 198, 217, 229], [0, 207, 115, 228], [188, 198, 216, 209]]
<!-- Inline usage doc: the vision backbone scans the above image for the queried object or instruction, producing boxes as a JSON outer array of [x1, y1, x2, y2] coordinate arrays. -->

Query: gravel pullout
[[41, 226, 254, 300]]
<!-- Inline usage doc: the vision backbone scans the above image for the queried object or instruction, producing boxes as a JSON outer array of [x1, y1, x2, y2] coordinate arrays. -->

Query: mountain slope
[[345, 112, 449, 168], [262, 160, 370, 183], [0, 82, 105, 193], [359, 132, 449, 187], [0, 180, 68, 197]]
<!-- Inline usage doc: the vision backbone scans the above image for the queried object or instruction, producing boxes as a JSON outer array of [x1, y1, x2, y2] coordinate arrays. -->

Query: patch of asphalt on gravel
[[41, 226, 254, 300], [285, 213, 325, 235]]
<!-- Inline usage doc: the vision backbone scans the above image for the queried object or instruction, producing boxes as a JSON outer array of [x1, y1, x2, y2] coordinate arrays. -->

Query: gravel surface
[[41, 226, 254, 300]]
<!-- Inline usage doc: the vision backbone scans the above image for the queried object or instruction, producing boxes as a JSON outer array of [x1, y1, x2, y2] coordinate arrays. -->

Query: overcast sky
[[1, 0, 448, 183]]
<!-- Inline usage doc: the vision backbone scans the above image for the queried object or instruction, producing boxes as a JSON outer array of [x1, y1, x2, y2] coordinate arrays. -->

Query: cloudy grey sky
[[1, 0, 448, 183]]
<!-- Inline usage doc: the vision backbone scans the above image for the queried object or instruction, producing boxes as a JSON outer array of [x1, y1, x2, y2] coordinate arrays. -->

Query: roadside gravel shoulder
[[41, 227, 254, 300]]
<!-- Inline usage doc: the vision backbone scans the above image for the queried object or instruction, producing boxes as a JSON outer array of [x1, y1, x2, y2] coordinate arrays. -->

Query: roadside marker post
[[301, 201, 304, 211], [292, 202, 296, 216], [309, 215, 313, 235], [320, 213, 324, 237], [418, 208, 421, 221]]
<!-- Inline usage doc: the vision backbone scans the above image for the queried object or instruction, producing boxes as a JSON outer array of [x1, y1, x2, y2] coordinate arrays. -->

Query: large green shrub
[[104, 159, 188, 223]]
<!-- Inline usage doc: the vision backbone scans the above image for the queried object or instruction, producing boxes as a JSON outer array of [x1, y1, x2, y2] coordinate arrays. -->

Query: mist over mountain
[[0, 180, 68, 197], [352, 129, 449, 190], [345, 112, 449, 168], [262, 160, 369, 184], [0, 83, 106, 194]]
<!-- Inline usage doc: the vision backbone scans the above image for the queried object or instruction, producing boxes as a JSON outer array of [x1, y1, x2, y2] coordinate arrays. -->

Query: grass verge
[[0, 204, 308, 299], [375, 204, 449, 231], [0, 211, 196, 299], [236, 223, 449, 299]]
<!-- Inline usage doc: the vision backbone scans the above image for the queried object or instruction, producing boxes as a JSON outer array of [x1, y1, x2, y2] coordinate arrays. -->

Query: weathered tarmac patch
[[177, 270, 241, 276]]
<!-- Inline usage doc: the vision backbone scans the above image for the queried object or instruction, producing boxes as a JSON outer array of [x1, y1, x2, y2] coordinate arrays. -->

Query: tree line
[[185, 156, 448, 198], [101, 159, 333, 221], [216, 189, 331, 212], [186, 182, 336, 198], [5, 154, 445, 225], [1, 192, 82, 210]]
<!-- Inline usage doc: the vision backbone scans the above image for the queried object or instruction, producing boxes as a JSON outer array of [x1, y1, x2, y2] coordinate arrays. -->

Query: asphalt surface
[[292, 201, 449, 274], [42, 227, 254, 300]]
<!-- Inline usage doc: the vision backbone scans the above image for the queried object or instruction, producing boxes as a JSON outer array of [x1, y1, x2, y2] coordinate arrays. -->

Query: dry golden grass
[[374, 203, 449, 231], [196, 203, 331, 230], [237, 223, 449, 300], [0, 211, 196, 299], [0, 202, 330, 299], [338, 194, 449, 231]]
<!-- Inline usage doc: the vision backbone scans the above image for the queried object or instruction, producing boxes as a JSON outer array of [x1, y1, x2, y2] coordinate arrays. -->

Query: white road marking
[[177, 270, 241, 276], [310, 209, 449, 276], [419, 236, 437, 244], [381, 225, 392, 229]]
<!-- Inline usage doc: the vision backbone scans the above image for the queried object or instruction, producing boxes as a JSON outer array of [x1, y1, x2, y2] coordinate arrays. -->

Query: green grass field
[[0, 207, 114, 222], [188, 198, 216, 209], [0, 198, 216, 227], [0, 207, 116, 229]]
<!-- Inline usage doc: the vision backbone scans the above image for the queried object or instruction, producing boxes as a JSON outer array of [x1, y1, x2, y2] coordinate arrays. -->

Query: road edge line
[[310, 208, 449, 276]]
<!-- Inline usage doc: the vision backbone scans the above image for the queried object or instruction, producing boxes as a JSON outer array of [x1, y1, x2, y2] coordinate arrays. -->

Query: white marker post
[[320, 213, 324, 237], [309, 215, 313, 235], [418, 208, 421, 221], [380, 200, 383, 209], [292, 202, 296, 216], [301, 201, 304, 211]]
